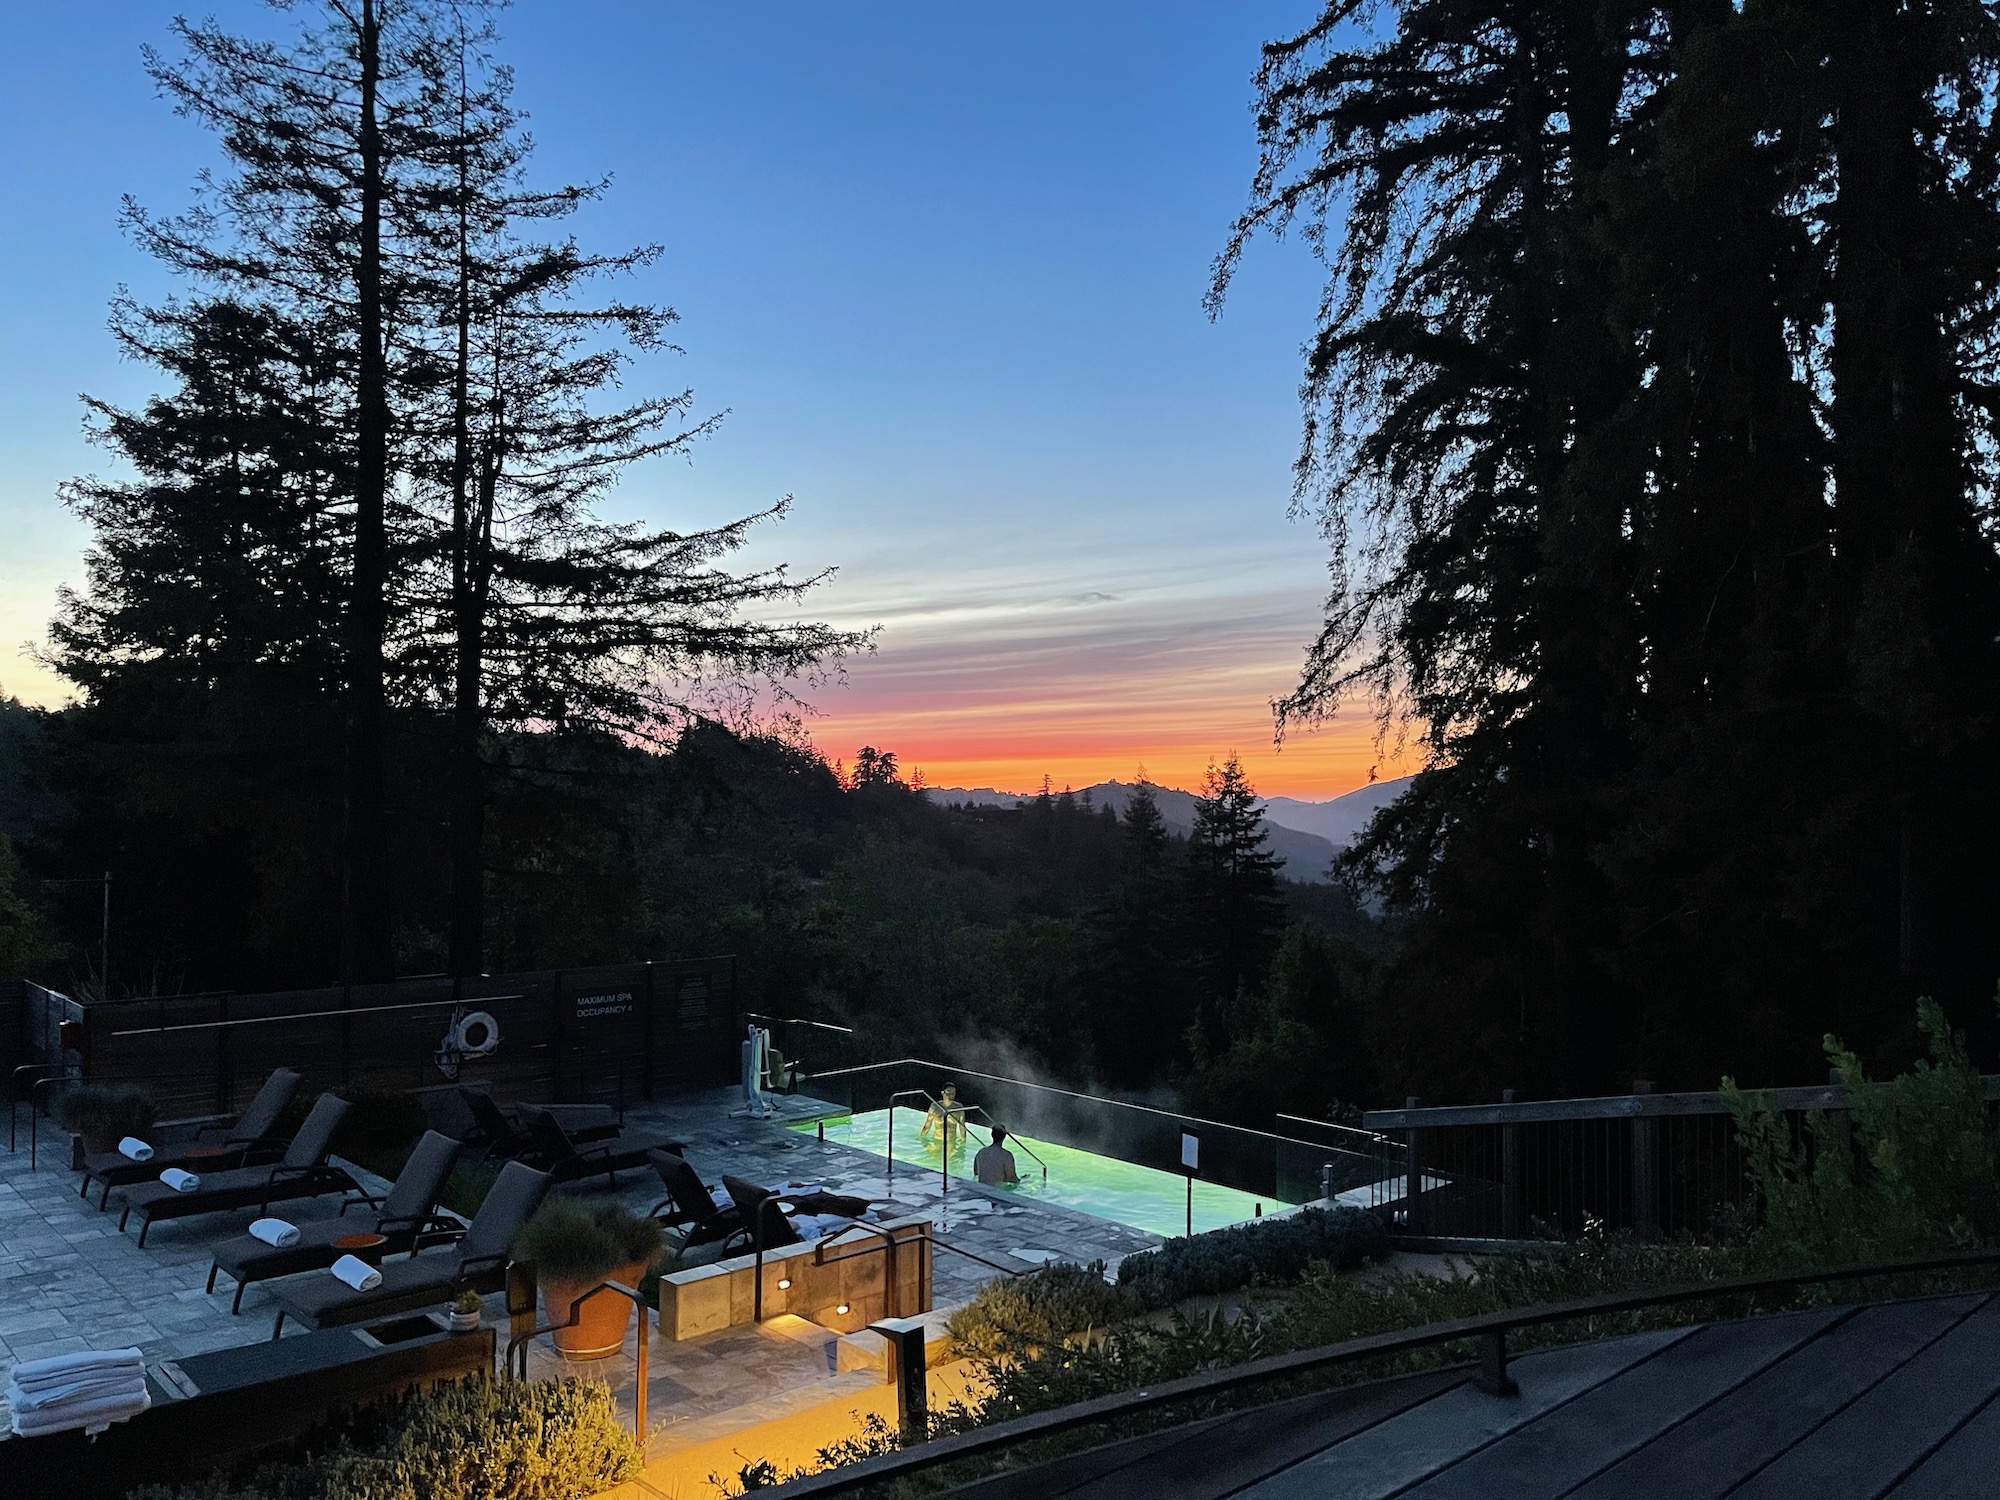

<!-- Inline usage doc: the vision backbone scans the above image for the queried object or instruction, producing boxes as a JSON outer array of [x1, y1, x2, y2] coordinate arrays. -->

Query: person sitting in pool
[[920, 1082, 969, 1150], [974, 1124, 1020, 1186]]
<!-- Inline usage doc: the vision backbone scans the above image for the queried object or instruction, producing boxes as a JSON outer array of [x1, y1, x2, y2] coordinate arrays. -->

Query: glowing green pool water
[[795, 1106, 1289, 1239]]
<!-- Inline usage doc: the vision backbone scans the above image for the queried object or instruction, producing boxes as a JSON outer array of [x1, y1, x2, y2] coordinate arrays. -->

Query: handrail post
[[753, 1196, 792, 1322], [1477, 1328, 1518, 1396], [1403, 1097, 1422, 1236], [1500, 1088, 1523, 1240], [1631, 1080, 1659, 1241]]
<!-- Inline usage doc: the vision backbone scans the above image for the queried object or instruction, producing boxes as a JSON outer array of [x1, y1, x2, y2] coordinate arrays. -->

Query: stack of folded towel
[[6, 1348, 150, 1438]]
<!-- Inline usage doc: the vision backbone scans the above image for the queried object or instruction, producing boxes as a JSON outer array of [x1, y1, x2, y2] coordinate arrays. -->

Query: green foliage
[[1726, 999, 2000, 1268], [0, 830, 62, 981], [133, 1376, 641, 1500], [55, 1084, 155, 1148], [440, 1162, 501, 1222], [514, 1196, 664, 1285], [945, 1261, 1139, 1358], [330, 1089, 426, 1183], [1115, 1206, 1389, 1310], [453, 1289, 483, 1316]]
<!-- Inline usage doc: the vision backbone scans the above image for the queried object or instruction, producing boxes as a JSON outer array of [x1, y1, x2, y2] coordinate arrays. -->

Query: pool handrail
[[883, 1090, 1050, 1197]]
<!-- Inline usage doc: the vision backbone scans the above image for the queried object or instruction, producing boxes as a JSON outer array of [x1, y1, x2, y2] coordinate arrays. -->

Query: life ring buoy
[[453, 1011, 501, 1056]]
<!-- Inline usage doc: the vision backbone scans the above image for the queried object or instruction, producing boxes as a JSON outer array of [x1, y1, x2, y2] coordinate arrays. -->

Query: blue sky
[[0, 1, 1405, 798]]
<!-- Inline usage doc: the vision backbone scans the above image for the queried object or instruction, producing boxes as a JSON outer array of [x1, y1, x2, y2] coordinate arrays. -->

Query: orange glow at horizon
[[801, 565, 1418, 801]]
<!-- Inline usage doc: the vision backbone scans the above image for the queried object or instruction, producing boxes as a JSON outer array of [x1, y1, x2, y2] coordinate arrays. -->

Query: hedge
[[946, 1260, 1139, 1357], [1115, 1205, 1389, 1310], [132, 1375, 642, 1500]]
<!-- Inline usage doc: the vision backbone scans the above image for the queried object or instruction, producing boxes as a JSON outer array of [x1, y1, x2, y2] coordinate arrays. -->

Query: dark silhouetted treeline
[[1213, 0, 2000, 1099], [0, 704, 1378, 1124]]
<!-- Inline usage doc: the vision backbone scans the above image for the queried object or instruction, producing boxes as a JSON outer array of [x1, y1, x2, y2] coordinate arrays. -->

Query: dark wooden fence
[[10, 959, 738, 1120]]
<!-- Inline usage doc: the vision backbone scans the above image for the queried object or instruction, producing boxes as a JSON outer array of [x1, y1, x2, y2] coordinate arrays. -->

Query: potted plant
[[446, 1289, 483, 1334], [54, 1084, 156, 1155], [515, 1197, 664, 1360]]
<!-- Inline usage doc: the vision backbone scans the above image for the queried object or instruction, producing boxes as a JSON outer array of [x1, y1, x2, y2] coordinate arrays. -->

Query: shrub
[[145, 1382, 632, 1498], [132, 1375, 642, 1500], [514, 1196, 664, 1284], [1727, 997, 2000, 1269], [56, 1084, 155, 1149], [440, 1161, 500, 1220], [946, 1261, 1139, 1357], [331, 1088, 427, 1182], [1115, 1206, 1388, 1310]]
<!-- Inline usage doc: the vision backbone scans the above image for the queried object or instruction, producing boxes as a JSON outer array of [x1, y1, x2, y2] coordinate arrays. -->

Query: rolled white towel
[[118, 1137, 155, 1162], [8, 1349, 145, 1388], [330, 1254, 381, 1292], [158, 1167, 201, 1193], [710, 1186, 734, 1209], [10, 1387, 150, 1438], [249, 1218, 300, 1249]]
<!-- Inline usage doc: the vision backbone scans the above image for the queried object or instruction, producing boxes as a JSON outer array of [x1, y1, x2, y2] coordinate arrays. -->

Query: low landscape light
[[777, 1278, 791, 1290], [835, 1303, 850, 1315]]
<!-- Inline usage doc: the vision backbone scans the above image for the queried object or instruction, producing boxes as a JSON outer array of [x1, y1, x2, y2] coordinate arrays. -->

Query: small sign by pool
[[795, 1106, 1289, 1239]]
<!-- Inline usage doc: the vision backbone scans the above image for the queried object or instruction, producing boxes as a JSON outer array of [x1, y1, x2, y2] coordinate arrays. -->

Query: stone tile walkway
[[0, 1086, 1163, 1464], [0, 1131, 398, 1380]]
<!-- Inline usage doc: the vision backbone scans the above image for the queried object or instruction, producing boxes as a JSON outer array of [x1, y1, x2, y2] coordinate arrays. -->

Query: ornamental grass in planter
[[515, 1197, 664, 1360], [54, 1083, 155, 1154]]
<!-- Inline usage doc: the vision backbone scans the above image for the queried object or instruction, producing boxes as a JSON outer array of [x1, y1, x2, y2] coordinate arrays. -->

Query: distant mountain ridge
[[926, 775, 1414, 884]]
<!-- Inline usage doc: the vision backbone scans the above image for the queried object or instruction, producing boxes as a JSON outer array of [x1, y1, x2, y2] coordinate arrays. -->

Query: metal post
[[1477, 1329, 1518, 1396], [100, 873, 111, 1001], [1631, 1080, 1659, 1241], [870, 1317, 930, 1445], [1501, 1088, 1524, 1240], [1186, 1173, 1193, 1239], [631, 1287, 649, 1446], [1403, 1097, 1423, 1236], [507, 1260, 538, 1356]]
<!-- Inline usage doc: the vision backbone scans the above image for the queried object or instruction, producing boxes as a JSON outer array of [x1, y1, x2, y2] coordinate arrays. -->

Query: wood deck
[[953, 1292, 2000, 1499]]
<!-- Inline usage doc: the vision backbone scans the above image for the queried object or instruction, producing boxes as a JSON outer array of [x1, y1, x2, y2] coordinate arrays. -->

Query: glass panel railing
[[794, 1059, 1404, 1237]]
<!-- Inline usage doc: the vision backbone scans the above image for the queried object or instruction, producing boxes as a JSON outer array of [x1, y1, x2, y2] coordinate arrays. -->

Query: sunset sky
[[0, 1, 1406, 800]]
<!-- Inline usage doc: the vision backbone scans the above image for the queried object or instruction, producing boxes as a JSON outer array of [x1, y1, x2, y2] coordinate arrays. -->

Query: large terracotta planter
[[543, 1260, 649, 1360]]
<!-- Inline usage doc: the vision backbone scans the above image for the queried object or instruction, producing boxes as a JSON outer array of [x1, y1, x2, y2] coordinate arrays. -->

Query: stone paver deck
[[0, 1085, 1160, 1461]]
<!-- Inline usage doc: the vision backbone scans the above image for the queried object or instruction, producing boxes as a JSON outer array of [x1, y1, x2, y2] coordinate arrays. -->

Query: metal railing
[[764, 1246, 2000, 1495], [799, 1058, 1383, 1207], [883, 1089, 1048, 1198], [505, 1278, 650, 1443], [1360, 1075, 2000, 1244]]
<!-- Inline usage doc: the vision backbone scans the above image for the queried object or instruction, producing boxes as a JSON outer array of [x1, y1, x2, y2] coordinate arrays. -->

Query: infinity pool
[[795, 1106, 1289, 1239]]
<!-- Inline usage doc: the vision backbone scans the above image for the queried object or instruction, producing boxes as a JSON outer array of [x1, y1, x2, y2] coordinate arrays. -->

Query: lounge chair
[[648, 1149, 745, 1245], [455, 1088, 620, 1159], [266, 1160, 550, 1337], [114, 1093, 357, 1247], [720, 1175, 804, 1249], [205, 1129, 463, 1313], [78, 1068, 302, 1210], [520, 1107, 681, 1189]]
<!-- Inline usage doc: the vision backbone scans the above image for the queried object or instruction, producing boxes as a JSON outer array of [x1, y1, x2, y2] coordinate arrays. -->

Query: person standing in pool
[[921, 1082, 969, 1151], [974, 1125, 1020, 1186]]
